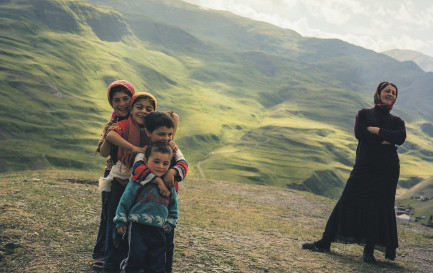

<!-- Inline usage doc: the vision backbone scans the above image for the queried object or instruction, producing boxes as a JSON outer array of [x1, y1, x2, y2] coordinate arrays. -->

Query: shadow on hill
[[287, 169, 345, 199], [35, 0, 80, 33], [421, 122, 433, 137], [86, 12, 129, 42]]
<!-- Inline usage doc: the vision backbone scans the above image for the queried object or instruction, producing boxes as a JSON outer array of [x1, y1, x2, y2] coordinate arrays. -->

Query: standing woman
[[302, 82, 406, 263]]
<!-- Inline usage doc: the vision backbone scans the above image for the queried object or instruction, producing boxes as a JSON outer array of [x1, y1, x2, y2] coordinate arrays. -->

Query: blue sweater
[[114, 181, 178, 232]]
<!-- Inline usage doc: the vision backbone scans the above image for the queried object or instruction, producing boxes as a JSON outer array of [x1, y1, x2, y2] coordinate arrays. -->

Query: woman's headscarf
[[374, 81, 398, 110]]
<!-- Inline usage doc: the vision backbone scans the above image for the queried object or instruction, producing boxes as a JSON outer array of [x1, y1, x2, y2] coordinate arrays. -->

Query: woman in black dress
[[302, 82, 406, 263]]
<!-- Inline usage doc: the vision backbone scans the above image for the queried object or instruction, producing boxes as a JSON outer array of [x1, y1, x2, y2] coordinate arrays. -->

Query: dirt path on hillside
[[196, 154, 217, 183]]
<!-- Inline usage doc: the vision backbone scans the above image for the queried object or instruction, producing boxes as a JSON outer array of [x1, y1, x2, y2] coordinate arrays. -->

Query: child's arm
[[154, 177, 170, 197], [114, 180, 140, 233], [164, 188, 178, 233], [99, 139, 112, 157], [106, 130, 145, 154], [96, 120, 116, 158], [132, 154, 170, 197], [163, 148, 188, 187]]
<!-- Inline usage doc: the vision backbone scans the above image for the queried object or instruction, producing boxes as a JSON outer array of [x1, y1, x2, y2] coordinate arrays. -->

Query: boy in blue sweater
[[114, 142, 178, 273]]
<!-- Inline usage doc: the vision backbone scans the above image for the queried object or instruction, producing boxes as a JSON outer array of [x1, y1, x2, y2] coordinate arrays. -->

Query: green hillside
[[397, 176, 433, 220], [1, 0, 433, 198]]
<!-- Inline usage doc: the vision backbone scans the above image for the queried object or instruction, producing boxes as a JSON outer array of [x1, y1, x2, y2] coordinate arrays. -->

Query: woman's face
[[379, 85, 397, 106], [131, 98, 155, 126], [111, 91, 131, 117]]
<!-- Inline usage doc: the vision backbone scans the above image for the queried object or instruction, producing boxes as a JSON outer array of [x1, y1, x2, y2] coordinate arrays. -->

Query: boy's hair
[[145, 111, 174, 133], [144, 142, 173, 160]]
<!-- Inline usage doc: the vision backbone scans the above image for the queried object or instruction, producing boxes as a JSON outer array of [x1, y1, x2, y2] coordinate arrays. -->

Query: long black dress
[[322, 105, 406, 251]]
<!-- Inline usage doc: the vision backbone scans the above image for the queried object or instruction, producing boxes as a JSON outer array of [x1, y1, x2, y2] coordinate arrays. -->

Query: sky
[[181, 0, 433, 57]]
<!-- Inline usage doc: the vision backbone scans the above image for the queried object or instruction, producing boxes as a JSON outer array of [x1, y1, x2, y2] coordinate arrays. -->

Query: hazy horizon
[[182, 0, 433, 58]]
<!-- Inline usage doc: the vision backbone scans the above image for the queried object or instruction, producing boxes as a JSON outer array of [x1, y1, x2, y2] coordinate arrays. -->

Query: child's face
[[145, 152, 171, 177], [111, 91, 131, 117], [131, 98, 155, 126], [146, 126, 174, 143]]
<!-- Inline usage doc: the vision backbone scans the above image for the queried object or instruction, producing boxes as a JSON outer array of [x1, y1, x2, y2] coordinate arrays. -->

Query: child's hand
[[153, 177, 170, 197], [163, 224, 170, 233], [131, 145, 146, 154], [163, 169, 176, 188], [168, 141, 178, 152], [158, 183, 171, 197], [117, 226, 126, 235]]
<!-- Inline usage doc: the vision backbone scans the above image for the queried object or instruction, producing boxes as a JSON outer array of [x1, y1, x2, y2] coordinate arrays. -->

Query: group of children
[[93, 80, 188, 273]]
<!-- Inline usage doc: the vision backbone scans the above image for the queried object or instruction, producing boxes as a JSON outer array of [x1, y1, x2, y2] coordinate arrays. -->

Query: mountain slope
[[1, 0, 433, 199], [383, 49, 433, 73]]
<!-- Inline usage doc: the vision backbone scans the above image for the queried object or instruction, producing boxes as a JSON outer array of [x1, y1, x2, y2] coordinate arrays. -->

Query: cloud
[[182, 0, 433, 57], [301, 0, 366, 25]]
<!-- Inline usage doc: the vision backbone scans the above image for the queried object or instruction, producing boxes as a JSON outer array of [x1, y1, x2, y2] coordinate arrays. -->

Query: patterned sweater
[[114, 147, 187, 232], [114, 181, 178, 232]]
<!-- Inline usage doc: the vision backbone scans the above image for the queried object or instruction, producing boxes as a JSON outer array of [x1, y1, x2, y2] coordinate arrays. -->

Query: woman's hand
[[367, 126, 380, 135]]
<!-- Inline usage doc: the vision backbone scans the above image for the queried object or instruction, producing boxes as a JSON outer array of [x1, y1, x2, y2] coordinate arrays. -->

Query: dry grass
[[1, 170, 432, 272]]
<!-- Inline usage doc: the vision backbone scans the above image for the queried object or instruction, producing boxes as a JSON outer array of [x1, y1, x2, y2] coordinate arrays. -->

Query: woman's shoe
[[385, 248, 396, 260], [363, 246, 376, 264], [302, 241, 330, 252], [92, 258, 104, 269], [362, 252, 376, 264]]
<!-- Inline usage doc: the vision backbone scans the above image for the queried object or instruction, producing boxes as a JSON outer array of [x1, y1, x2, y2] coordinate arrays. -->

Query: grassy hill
[[1, 170, 433, 272], [396, 176, 433, 221], [1, 0, 433, 199]]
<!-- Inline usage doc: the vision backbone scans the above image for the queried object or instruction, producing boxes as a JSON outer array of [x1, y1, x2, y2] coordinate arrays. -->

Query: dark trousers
[[93, 191, 110, 259], [121, 223, 166, 273], [92, 169, 111, 260], [165, 229, 175, 273], [103, 179, 128, 270]]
